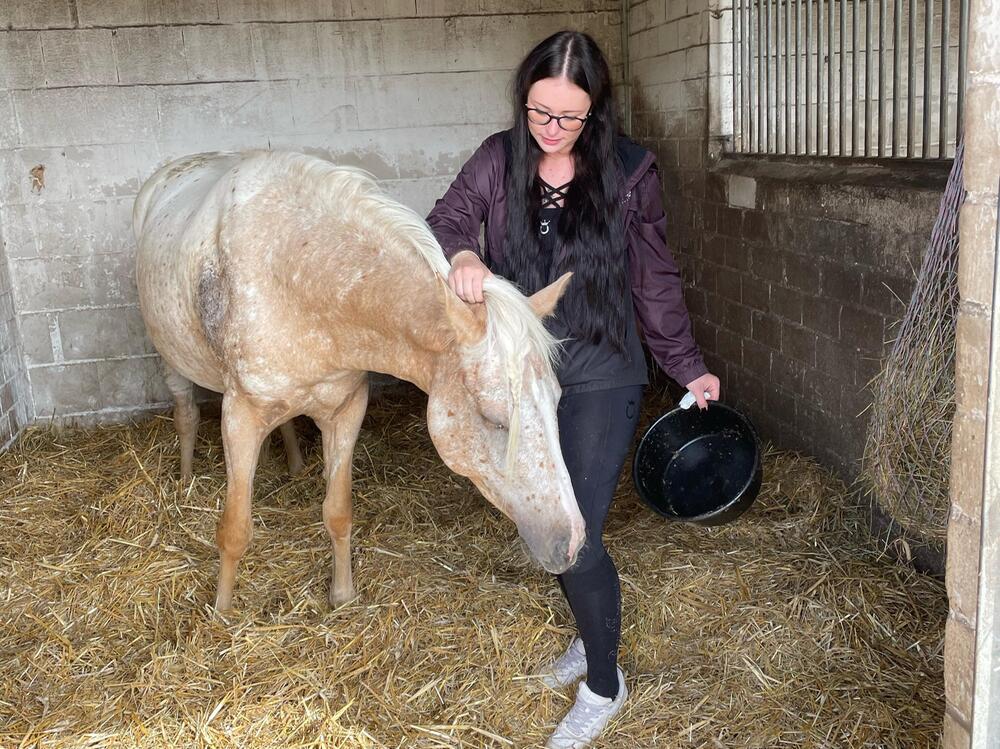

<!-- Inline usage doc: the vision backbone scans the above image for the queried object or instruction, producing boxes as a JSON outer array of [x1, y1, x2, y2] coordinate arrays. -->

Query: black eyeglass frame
[[524, 106, 590, 131]]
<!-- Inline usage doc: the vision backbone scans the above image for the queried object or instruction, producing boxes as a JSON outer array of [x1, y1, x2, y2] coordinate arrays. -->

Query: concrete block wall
[[0, 225, 30, 450], [628, 0, 944, 481], [0, 0, 621, 427]]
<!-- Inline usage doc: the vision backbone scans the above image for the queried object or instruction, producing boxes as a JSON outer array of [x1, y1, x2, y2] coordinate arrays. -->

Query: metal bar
[[865, 0, 873, 155], [795, 0, 802, 153], [806, 0, 812, 153], [957, 0, 967, 140], [745, 0, 752, 150], [828, 0, 834, 154], [785, 0, 792, 153], [908, 0, 916, 156], [852, 0, 859, 154], [766, 0, 772, 151], [840, 0, 847, 155], [923, 0, 933, 156], [772, 0, 785, 153], [939, 0, 950, 156], [879, 0, 886, 156], [733, 0, 740, 150], [758, 0, 764, 151], [893, 0, 901, 155]]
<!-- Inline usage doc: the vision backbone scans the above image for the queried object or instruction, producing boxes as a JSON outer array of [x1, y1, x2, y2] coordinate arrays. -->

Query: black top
[[536, 178, 648, 395]]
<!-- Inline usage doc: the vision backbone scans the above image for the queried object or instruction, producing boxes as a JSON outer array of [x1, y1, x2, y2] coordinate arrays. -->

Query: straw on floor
[[0, 385, 946, 748]]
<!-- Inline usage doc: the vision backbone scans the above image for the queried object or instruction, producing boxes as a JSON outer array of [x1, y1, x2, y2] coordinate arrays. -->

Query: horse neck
[[287, 218, 457, 392]]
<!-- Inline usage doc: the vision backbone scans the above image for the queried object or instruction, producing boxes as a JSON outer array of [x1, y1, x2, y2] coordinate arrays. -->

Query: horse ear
[[528, 272, 573, 319], [438, 275, 487, 346]]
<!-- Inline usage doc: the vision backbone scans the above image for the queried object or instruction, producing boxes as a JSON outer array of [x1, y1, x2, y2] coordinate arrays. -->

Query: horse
[[132, 150, 585, 611]]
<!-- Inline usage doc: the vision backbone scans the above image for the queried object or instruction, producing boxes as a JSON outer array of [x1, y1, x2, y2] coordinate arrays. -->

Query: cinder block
[[42, 29, 117, 86], [183, 25, 255, 82], [416, 0, 480, 15], [378, 18, 448, 75], [251, 22, 321, 80], [946, 511, 981, 624], [15, 86, 158, 147], [381, 176, 455, 218], [943, 615, 975, 724], [0, 204, 39, 259], [957, 202, 997, 309], [1, 147, 73, 203], [0, 31, 44, 89], [18, 312, 56, 366], [62, 144, 146, 200], [76, 0, 220, 27], [29, 362, 103, 416], [667, 0, 689, 22], [13, 256, 90, 312], [351, 0, 418, 18], [686, 46, 708, 77], [22, 197, 135, 257], [99, 355, 171, 409], [155, 81, 296, 144], [58, 306, 152, 361], [658, 19, 679, 55], [0, 1, 76, 30], [113, 26, 188, 85], [353, 71, 508, 130], [315, 21, 384, 77], [677, 14, 704, 48], [219, 0, 350, 23], [0, 93, 17, 149]]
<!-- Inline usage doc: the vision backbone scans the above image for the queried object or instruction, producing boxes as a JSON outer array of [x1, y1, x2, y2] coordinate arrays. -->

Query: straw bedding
[[0, 385, 946, 748]]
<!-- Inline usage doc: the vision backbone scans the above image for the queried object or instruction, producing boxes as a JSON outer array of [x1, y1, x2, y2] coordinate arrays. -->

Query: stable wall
[[0, 0, 621, 426], [628, 0, 944, 480]]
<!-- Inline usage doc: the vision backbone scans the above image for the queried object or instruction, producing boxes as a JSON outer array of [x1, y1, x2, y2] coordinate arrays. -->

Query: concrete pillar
[[948, 0, 1000, 743]]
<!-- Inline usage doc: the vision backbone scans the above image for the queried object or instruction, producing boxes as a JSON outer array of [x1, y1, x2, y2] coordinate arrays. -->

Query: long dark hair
[[495, 31, 628, 352]]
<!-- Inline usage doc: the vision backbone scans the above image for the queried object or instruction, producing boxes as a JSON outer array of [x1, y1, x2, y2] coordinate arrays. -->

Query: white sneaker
[[535, 637, 587, 689], [545, 668, 628, 749]]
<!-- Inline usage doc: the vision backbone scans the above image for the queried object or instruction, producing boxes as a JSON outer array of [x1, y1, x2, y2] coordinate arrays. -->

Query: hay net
[[861, 141, 965, 544]]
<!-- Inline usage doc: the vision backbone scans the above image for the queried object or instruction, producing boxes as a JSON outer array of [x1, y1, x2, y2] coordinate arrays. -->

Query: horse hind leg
[[315, 378, 369, 607], [163, 364, 199, 484], [279, 420, 305, 475], [215, 393, 271, 611]]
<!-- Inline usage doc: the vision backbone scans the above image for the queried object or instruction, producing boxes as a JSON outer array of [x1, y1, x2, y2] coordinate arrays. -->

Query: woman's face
[[525, 77, 592, 157]]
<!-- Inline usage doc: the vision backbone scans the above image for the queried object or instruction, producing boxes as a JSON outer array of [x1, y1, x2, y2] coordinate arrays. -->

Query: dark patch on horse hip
[[198, 261, 227, 357]]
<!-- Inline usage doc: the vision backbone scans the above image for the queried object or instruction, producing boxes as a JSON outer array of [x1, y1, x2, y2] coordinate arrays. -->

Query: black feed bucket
[[632, 401, 763, 525]]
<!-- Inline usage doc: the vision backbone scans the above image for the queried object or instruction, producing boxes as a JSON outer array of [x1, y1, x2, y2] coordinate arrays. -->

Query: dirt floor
[[0, 385, 946, 748]]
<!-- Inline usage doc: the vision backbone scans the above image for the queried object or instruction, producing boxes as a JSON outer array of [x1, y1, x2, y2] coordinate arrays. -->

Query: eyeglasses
[[525, 106, 590, 132]]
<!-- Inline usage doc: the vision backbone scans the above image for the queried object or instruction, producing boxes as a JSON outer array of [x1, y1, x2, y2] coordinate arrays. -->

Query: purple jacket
[[426, 130, 707, 389]]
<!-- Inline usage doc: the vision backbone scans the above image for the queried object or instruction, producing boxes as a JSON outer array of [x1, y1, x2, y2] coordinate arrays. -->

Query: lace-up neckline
[[539, 178, 570, 208]]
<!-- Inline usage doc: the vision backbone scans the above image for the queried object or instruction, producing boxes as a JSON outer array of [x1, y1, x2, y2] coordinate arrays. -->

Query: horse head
[[425, 272, 585, 575]]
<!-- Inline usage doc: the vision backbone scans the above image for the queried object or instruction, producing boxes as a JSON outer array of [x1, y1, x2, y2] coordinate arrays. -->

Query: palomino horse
[[133, 151, 585, 610]]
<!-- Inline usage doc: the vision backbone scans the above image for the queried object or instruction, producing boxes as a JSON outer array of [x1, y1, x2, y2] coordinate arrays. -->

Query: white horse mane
[[263, 151, 560, 374]]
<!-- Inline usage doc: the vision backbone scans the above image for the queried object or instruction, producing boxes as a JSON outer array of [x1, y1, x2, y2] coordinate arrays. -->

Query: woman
[[427, 31, 719, 748]]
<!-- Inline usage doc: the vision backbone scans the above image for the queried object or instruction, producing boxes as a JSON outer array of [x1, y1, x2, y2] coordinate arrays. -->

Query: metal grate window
[[731, 0, 968, 159]]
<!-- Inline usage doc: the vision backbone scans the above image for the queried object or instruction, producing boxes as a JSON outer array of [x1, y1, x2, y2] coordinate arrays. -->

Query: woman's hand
[[684, 372, 721, 410], [448, 250, 492, 304]]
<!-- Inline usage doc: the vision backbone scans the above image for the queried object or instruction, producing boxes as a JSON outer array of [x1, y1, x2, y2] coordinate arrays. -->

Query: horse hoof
[[329, 586, 356, 608], [288, 458, 306, 476]]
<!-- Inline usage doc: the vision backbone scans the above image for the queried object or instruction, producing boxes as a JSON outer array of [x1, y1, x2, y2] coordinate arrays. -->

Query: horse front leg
[[315, 379, 369, 607], [215, 393, 270, 612]]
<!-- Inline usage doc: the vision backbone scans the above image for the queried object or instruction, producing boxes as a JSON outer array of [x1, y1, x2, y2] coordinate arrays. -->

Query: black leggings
[[556, 384, 643, 699]]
